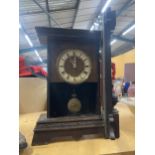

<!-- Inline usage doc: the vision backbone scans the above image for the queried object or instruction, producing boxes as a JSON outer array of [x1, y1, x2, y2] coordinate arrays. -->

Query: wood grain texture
[[19, 103, 135, 155], [32, 114, 105, 145]]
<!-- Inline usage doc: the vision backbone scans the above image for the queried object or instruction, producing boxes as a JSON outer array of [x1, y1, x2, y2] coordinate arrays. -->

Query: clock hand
[[75, 55, 77, 68], [73, 55, 77, 69], [69, 58, 74, 67]]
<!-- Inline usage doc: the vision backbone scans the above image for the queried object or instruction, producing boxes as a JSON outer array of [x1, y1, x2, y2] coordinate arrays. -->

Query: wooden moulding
[[32, 113, 105, 146]]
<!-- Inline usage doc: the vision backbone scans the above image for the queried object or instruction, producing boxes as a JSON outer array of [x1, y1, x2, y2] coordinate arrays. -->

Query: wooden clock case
[[47, 29, 100, 117], [32, 8, 119, 146]]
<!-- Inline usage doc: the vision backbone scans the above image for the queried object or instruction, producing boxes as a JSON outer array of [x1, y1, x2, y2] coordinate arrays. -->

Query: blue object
[[124, 82, 130, 93]]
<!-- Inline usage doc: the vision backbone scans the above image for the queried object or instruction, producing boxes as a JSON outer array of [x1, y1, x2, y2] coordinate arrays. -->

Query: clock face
[[57, 49, 92, 84]]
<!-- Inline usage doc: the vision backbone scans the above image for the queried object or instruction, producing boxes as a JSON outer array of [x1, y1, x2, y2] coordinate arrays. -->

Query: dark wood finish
[[113, 109, 120, 138], [32, 114, 105, 146], [36, 27, 101, 45], [100, 8, 117, 138], [32, 8, 120, 146], [32, 110, 119, 145], [44, 28, 101, 117], [48, 83, 99, 117]]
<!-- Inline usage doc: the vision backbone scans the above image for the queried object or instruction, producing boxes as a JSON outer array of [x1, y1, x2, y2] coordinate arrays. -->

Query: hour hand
[[69, 59, 74, 68]]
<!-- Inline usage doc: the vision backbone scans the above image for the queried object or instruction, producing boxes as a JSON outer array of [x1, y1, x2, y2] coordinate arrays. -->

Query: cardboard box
[[19, 78, 47, 114]]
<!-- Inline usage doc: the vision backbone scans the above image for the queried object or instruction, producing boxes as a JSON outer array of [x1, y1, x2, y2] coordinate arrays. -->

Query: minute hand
[[73, 55, 77, 68]]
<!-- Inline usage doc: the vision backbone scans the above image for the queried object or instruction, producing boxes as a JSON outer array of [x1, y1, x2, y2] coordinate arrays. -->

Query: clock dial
[[57, 49, 91, 84]]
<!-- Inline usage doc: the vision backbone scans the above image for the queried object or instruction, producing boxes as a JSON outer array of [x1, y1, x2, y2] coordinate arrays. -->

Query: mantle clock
[[32, 8, 119, 146]]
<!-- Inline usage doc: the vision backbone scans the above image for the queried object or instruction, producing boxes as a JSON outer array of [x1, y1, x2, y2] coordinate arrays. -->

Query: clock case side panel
[[100, 8, 120, 139], [47, 32, 101, 118], [47, 37, 51, 118]]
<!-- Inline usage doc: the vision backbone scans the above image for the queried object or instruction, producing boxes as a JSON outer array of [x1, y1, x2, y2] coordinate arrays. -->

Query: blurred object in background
[[111, 63, 119, 105], [111, 62, 116, 81], [19, 132, 27, 150], [113, 79, 123, 99], [124, 63, 135, 83], [19, 56, 47, 78], [128, 81, 135, 97], [123, 81, 130, 96]]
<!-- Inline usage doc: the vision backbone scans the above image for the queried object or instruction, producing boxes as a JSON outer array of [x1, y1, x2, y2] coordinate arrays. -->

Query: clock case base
[[32, 110, 119, 146]]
